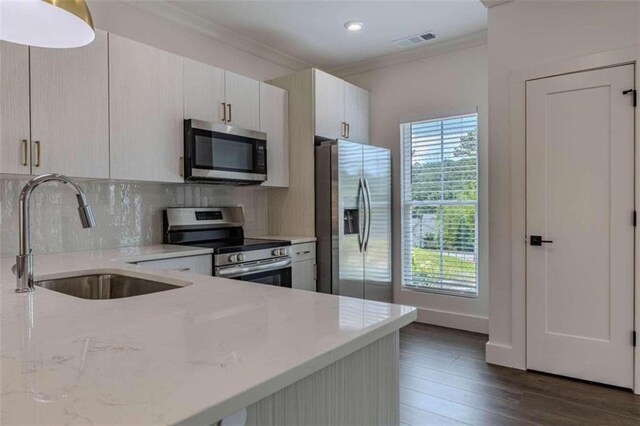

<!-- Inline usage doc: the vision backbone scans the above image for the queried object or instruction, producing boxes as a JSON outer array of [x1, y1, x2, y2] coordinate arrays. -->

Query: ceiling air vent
[[393, 31, 436, 48]]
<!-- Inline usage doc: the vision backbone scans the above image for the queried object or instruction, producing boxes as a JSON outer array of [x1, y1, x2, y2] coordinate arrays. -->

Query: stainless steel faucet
[[15, 174, 96, 293]]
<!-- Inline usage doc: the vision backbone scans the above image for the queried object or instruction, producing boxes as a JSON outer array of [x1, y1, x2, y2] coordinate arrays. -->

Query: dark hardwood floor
[[399, 323, 640, 425]]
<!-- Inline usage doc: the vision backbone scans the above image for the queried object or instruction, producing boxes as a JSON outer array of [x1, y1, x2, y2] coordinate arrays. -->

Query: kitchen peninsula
[[0, 246, 416, 425]]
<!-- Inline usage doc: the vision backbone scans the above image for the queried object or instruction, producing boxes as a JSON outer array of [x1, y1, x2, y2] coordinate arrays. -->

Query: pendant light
[[0, 0, 95, 48]]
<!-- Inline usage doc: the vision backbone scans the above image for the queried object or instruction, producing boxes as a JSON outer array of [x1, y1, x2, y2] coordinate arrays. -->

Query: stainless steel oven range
[[163, 207, 291, 287]]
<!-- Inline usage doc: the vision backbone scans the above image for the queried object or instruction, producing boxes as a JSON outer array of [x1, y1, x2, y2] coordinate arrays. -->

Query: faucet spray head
[[76, 194, 96, 229]]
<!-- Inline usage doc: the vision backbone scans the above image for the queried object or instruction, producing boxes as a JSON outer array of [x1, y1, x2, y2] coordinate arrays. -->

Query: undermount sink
[[35, 273, 183, 300]]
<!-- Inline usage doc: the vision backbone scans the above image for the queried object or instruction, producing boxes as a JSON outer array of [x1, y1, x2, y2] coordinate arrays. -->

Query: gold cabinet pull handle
[[221, 102, 227, 122], [21, 139, 28, 166], [227, 103, 232, 123], [179, 156, 184, 177], [34, 141, 41, 167]]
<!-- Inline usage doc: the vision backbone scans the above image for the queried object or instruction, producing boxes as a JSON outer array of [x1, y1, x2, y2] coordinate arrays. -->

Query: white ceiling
[[150, 1, 487, 70]]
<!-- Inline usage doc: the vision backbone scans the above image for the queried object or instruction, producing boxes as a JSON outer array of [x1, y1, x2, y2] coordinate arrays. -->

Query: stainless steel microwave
[[184, 119, 267, 184]]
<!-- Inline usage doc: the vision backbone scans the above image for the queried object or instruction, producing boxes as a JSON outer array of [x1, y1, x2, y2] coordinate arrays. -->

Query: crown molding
[[329, 30, 488, 79], [116, 0, 313, 72], [480, 0, 514, 9]]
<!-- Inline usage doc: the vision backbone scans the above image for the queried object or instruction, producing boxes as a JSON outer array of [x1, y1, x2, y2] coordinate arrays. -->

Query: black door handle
[[530, 235, 553, 246]]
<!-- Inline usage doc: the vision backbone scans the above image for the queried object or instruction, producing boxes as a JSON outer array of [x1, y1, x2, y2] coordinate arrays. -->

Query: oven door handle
[[216, 257, 292, 278]]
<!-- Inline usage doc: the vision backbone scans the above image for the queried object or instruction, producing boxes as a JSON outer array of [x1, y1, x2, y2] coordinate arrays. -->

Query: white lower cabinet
[[135, 254, 212, 276], [291, 242, 316, 291]]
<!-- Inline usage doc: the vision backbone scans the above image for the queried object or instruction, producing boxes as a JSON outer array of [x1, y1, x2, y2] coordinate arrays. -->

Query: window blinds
[[400, 113, 478, 296]]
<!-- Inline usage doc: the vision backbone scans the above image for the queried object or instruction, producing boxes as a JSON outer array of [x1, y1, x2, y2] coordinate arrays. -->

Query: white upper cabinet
[[184, 63, 261, 131], [225, 71, 260, 131], [109, 34, 184, 183], [1, 32, 275, 184], [313, 69, 369, 144], [344, 82, 369, 144], [30, 30, 109, 178], [0, 41, 30, 175], [314, 69, 345, 140], [184, 58, 226, 124], [260, 82, 289, 188]]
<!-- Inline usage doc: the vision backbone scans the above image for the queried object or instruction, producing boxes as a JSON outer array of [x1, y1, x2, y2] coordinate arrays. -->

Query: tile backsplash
[[0, 177, 268, 256]]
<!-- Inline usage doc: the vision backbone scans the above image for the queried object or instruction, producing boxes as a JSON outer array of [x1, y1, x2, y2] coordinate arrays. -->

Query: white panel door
[[260, 82, 289, 187], [344, 82, 369, 144], [109, 34, 184, 183], [30, 30, 109, 178], [224, 71, 260, 131], [526, 64, 634, 388], [0, 41, 30, 175], [314, 69, 345, 140], [184, 58, 226, 123]]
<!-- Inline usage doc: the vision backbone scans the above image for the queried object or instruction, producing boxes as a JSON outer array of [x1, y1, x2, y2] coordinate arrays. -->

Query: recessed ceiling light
[[344, 21, 364, 32]]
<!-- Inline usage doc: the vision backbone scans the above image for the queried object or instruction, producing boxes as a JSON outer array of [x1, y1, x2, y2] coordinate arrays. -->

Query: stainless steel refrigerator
[[315, 140, 392, 302]]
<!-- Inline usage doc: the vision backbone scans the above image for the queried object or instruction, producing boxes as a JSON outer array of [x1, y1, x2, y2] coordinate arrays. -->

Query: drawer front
[[136, 254, 213, 276], [291, 242, 316, 263]]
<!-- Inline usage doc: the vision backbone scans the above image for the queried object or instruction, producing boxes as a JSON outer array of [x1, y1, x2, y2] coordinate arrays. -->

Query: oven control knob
[[279, 248, 287, 256], [228, 254, 237, 262], [237, 253, 246, 262], [272, 249, 280, 256]]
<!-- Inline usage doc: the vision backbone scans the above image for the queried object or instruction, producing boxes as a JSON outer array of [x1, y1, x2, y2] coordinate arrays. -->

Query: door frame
[[490, 46, 640, 394]]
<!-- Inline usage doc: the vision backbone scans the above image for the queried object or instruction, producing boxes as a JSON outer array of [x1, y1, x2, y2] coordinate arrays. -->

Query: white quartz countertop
[[249, 235, 317, 244], [0, 245, 416, 425]]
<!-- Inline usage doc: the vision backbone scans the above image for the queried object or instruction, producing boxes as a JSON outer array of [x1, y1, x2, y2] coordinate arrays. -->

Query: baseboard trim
[[414, 307, 488, 334], [485, 341, 525, 369]]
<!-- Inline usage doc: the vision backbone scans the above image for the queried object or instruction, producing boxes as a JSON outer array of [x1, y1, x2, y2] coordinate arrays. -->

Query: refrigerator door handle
[[357, 178, 365, 253], [363, 178, 372, 251]]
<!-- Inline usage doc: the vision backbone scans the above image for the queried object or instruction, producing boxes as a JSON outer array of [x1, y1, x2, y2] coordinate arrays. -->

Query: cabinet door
[[292, 259, 316, 292], [136, 254, 213, 276], [225, 71, 260, 131], [184, 58, 226, 123], [260, 83, 289, 187], [0, 41, 30, 175], [314, 69, 345, 140], [109, 34, 184, 183], [344, 82, 369, 144], [30, 30, 109, 178]]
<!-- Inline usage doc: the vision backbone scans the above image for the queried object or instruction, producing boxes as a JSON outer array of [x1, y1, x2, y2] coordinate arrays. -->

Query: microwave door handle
[[216, 258, 292, 278]]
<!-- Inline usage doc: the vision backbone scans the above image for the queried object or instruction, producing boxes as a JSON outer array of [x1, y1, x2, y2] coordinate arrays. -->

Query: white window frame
[[400, 110, 479, 298]]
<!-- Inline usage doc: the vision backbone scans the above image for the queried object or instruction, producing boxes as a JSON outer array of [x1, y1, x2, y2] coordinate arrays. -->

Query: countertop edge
[[248, 236, 317, 244], [110, 247, 214, 263], [181, 308, 417, 425]]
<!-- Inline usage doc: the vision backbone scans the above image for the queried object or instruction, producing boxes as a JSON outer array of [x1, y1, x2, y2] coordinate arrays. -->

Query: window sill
[[401, 284, 479, 299]]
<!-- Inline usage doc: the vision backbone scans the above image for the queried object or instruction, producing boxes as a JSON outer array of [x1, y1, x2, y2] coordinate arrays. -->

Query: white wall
[[345, 44, 489, 333], [487, 0, 640, 367], [87, 0, 296, 81]]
